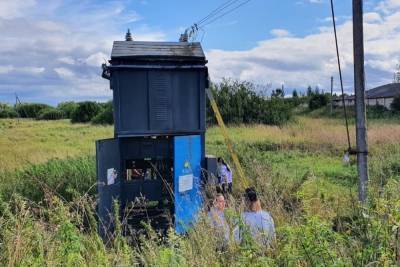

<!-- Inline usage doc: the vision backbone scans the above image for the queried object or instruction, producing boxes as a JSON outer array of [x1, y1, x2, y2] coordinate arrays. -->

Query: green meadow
[[0, 116, 399, 266]]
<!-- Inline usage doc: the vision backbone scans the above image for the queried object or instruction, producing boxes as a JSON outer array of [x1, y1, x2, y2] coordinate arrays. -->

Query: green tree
[[207, 79, 293, 126], [309, 94, 329, 110], [91, 101, 114, 125], [36, 108, 65, 120], [58, 102, 78, 118], [390, 94, 400, 111], [306, 86, 313, 97], [272, 88, 284, 98], [15, 103, 51, 118], [71, 101, 102, 123], [0, 103, 18, 118]]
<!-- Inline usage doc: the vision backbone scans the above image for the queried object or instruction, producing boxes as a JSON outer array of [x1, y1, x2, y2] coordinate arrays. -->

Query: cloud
[[207, 0, 400, 92], [0, 0, 36, 19], [0, 65, 14, 74], [376, 0, 400, 13], [19, 67, 46, 74], [85, 52, 108, 67], [54, 67, 75, 79], [270, 29, 292, 38], [0, 0, 166, 104], [364, 12, 382, 23], [58, 57, 76, 65]]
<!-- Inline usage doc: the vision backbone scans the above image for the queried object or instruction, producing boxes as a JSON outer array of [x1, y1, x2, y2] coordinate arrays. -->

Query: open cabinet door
[[173, 135, 203, 234], [96, 138, 121, 239]]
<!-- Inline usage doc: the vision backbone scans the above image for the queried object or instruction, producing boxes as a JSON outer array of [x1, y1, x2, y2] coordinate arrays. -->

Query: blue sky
[[0, 0, 399, 105]]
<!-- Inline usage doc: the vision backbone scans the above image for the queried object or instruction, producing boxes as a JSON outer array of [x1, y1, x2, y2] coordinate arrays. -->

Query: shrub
[[390, 94, 400, 111], [0, 156, 96, 202], [36, 108, 65, 120], [15, 103, 52, 118], [0, 103, 18, 118], [57, 101, 79, 119], [71, 101, 102, 123], [309, 94, 329, 110], [91, 101, 113, 125], [366, 105, 390, 119], [207, 79, 294, 126]]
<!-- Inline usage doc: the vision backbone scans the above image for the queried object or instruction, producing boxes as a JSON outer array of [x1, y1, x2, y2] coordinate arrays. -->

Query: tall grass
[[0, 117, 399, 265], [0, 156, 96, 202], [0, 158, 398, 266]]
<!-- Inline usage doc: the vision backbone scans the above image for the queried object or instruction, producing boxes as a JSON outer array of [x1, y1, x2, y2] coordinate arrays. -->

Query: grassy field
[[0, 119, 112, 171], [0, 116, 399, 265]]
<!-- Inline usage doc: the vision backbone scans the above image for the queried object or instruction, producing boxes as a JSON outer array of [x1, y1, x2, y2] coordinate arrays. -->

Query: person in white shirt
[[208, 193, 230, 247], [217, 157, 233, 194], [241, 187, 276, 246]]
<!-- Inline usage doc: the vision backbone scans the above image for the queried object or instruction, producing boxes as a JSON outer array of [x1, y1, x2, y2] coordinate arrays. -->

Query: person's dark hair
[[215, 193, 224, 199], [216, 185, 223, 194], [245, 187, 258, 202], [218, 157, 231, 172]]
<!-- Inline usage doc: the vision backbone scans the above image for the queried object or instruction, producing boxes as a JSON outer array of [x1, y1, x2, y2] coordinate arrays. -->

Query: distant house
[[333, 83, 400, 109]]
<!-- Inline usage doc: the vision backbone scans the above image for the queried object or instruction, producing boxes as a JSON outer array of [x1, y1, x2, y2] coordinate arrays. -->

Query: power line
[[199, 0, 253, 28], [181, 0, 253, 42], [330, 0, 352, 152], [196, 0, 241, 25]]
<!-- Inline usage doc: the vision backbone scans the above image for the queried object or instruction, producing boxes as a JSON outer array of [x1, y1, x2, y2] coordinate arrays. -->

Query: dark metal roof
[[366, 83, 400, 98], [333, 83, 400, 101], [111, 41, 205, 61]]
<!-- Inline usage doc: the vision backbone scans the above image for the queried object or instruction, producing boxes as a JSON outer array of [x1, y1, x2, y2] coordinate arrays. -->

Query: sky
[[0, 0, 400, 105]]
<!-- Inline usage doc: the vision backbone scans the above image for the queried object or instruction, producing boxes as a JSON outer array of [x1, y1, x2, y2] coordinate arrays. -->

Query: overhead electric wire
[[183, 0, 253, 41], [330, 0, 352, 152], [199, 0, 253, 28], [196, 0, 241, 26]]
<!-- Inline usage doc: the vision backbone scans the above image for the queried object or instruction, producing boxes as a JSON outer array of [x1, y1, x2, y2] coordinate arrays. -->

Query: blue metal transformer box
[[97, 38, 208, 238]]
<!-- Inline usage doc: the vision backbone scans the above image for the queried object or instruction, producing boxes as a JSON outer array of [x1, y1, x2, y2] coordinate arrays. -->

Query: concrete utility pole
[[330, 76, 333, 115], [353, 0, 368, 204]]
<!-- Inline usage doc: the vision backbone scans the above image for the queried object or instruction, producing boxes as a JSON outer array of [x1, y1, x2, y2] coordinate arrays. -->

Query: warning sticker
[[179, 174, 193, 192]]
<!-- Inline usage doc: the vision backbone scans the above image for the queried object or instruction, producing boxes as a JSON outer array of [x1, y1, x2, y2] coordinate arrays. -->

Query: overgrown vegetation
[[308, 93, 329, 110], [306, 104, 400, 121], [71, 101, 102, 123], [0, 116, 399, 265], [15, 103, 52, 118], [57, 101, 79, 119], [91, 101, 114, 125], [1, 80, 400, 265], [207, 79, 294, 126], [36, 107, 65, 120], [0, 103, 18, 118], [391, 94, 400, 111], [0, 101, 114, 124]]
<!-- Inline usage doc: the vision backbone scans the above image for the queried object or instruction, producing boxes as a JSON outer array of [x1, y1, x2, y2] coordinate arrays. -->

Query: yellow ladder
[[206, 88, 249, 189]]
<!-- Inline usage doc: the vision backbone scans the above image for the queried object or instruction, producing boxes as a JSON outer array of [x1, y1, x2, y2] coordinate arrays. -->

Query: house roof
[[111, 41, 206, 61], [333, 83, 400, 101], [366, 83, 400, 98]]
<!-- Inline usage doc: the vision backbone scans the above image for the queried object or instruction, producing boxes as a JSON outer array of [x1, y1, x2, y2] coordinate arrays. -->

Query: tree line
[[0, 101, 113, 125], [2, 80, 399, 125]]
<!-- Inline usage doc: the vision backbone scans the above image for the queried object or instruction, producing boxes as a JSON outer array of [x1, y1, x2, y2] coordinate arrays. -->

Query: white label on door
[[179, 174, 193, 192], [107, 168, 117, 185]]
